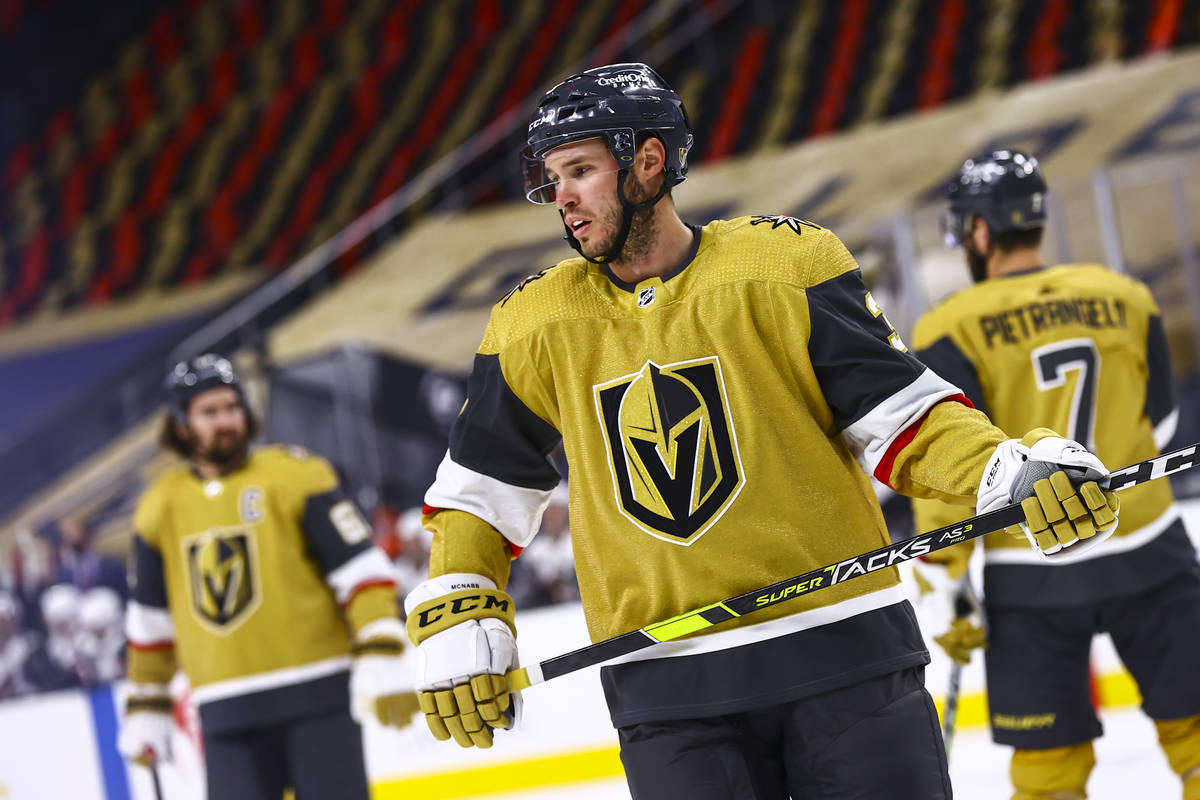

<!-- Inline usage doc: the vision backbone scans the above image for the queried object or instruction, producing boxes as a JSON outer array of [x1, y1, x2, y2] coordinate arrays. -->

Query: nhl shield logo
[[594, 356, 745, 545], [183, 526, 262, 634], [637, 286, 656, 308]]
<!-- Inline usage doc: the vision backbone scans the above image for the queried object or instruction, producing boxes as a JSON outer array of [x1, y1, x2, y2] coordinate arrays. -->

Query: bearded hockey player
[[912, 150, 1200, 800], [405, 64, 1120, 799], [119, 354, 415, 800]]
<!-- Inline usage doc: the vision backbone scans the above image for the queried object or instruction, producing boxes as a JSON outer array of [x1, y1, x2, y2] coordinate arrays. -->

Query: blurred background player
[[404, 63, 1119, 800], [911, 149, 1200, 800], [0, 589, 34, 698], [74, 585, 126, 686], [118, 353, 416, 800], [24, 582, 83, 693]]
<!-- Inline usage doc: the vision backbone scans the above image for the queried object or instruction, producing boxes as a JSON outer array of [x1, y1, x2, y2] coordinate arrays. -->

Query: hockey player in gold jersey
[[912, 150, 1200, 800], [404, 65, 1120, 799], [118, 354, 416, 800]]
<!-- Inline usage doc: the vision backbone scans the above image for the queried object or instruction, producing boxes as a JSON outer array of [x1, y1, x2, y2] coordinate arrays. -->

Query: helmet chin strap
[[561, 169, 670, 265]]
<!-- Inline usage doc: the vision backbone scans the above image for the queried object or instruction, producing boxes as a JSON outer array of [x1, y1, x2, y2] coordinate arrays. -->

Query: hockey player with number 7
[[405, 64, 1120, 799], [911, 150, 1200, 800]]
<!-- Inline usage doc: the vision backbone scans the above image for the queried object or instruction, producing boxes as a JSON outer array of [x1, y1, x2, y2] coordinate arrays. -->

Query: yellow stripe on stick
[[643, 602, 737, 642]]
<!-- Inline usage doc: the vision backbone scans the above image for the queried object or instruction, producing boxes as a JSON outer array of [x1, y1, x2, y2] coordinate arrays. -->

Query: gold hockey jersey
[[125, 445, 399, 733], [424, 216, 1008, 725], [912, 264, 1190, 607]]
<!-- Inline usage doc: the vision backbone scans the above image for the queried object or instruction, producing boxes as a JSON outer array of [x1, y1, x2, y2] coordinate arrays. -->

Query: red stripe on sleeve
[[343, 579, 398, 607], [129, 639, 175, 652], [873, 394, 974, 488]]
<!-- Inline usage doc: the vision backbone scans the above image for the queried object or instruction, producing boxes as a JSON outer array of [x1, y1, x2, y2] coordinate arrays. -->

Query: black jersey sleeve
[[302, 488, 396, 603], [805, 269, 965, 484], [130, 535, 167, 609], [1145, 313, 1179, 448], [448, 353, 563, 490], [125, 535, 176, 649], [806, 269, 953, 427], [424, 351, 563, 549]]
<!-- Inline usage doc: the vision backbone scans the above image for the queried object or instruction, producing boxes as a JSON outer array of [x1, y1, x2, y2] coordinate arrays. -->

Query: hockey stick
[[148, 762, 164, 800], [506, 443, 1199, 692], [941, 575, 982, 760]]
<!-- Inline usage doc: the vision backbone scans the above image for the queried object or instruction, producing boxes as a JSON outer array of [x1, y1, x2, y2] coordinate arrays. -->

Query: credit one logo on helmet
[[594, 356, 745, 545], [182, 525, 263, 634], [597, 72, 652, 87]]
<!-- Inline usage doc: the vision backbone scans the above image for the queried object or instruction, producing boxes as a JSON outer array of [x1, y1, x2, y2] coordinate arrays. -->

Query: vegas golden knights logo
[[594, 356, 745, 545], [183, 526, 262, 634]]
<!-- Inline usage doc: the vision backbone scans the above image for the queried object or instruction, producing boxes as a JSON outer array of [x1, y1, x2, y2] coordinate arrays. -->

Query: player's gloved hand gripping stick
[[406, 573, 521, 748], [506, 442, 1198, 693]]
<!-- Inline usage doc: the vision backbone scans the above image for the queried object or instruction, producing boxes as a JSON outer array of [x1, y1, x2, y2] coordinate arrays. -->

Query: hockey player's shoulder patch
[[133, 472, 181, 542], [284, 444, 313, 460], [258, 442, 318, 465], [699, 217, 853, 289], [483, 258, 597, 353], [255, 445, 339, 494], [747, 214, 823, 237], [500, 265, 558, 307]]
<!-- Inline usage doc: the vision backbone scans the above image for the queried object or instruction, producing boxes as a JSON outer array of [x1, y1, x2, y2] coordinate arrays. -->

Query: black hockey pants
[[202, 708, 369, 800], [617, 667, 952, 800]]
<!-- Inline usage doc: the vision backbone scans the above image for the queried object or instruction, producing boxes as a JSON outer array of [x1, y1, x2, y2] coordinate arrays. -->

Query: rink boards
[[1, 497, 1195, 800]]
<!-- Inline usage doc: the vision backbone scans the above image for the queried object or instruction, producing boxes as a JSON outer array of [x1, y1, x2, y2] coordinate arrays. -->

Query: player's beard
[[619, 174, 659, 265], [583, 174, 659, 264], [194, 428, 248, 468], [964, 241, 990, 284]]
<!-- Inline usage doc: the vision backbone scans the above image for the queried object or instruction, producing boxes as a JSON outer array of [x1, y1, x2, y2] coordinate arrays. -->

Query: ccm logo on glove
[[413, 592, 511, 627], [408, 589, 515, 640]]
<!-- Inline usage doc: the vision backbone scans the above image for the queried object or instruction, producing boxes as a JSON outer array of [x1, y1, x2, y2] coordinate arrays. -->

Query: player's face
[[545, 139, 624, 259], [185, 387, 248, 464]]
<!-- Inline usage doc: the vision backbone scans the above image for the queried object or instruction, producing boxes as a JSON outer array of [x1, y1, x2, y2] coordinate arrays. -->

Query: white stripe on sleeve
[[424, 453, 554, 549], [326, 547, 399, 605], [840, 368, 962, 479], [1155, 408, 1179, 451], [125, 600, 175, 645]]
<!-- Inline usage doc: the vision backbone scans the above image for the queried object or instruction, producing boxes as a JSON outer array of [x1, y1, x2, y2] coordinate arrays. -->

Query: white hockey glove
[[977, 428, 1120, 561], [404, 573, 520, 749], [349, 619, 421, 729], [118, 684, 173, 766]]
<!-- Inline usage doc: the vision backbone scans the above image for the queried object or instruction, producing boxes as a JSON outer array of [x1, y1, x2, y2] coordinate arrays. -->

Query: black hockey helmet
[[521, 63, 693, 264], [522, 62, 693, 205], [165, 353, 244, 421], [942, 149, 1048, 247]]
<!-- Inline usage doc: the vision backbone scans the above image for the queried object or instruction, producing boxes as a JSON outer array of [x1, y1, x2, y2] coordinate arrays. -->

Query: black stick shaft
[[151, 763, 164, 800], [520, 443, 1198, 686], [941, 575, 982, 759], [942, 662, 963, 757]]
